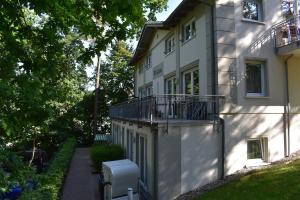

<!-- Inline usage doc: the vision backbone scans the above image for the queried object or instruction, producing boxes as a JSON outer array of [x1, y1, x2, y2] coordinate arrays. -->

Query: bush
[[90, 144, 124, 172], [20, 137, 76, 200]]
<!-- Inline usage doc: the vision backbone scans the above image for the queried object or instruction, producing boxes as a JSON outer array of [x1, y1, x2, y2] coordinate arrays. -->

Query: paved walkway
[[61, 148, 100, 200]]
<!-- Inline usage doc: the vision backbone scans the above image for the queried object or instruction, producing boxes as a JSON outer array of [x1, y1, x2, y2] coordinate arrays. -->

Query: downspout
[[209, 3, 225, 179], [284, 54, 293, 157]]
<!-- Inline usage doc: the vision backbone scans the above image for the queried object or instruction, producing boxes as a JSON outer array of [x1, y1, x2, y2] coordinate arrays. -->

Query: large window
[[183, 69, 199, 95], [182, 19, 196, 42], [136, 134, 148, 185], [247, 138, 268, 161], [165, 35, 175, 55], [246, 60, 267, 96], [126, 129, 134, 161], [242, 0, 263, 21]]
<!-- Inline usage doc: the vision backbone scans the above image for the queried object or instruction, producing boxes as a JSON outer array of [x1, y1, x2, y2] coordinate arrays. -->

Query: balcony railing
[[109, 95, 223, 122], [275, 15, 300, 48]]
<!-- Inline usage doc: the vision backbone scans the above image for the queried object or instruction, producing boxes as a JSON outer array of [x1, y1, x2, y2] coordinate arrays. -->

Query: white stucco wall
[[223, 113, 285, 175]]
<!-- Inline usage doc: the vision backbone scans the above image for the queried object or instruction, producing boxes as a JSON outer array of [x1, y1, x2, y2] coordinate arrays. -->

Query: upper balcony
[[109, 95, 223, 124], [275, 15, 300, 55]]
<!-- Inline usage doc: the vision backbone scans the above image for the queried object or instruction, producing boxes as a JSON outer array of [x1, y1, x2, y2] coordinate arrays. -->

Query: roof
[[130, 0, 214, 65]]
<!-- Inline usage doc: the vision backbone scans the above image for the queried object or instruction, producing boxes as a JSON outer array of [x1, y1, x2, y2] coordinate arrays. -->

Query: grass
[[195, 159, 300, 200]]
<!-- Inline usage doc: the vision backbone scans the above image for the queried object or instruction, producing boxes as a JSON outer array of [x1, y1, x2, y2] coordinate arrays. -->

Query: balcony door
[[166, 77, 177, 118]]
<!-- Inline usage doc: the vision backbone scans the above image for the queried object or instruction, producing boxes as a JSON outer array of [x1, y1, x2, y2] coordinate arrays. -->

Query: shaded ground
[[61, 148, 99, 200]]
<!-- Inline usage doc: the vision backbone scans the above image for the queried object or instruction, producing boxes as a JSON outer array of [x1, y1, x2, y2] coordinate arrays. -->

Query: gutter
[[284, 54, 293, 157]]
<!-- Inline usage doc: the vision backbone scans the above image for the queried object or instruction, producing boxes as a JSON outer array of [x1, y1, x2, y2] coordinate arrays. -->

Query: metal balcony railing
[[109, 95, 223, 122], [274, 15, 300, 48]]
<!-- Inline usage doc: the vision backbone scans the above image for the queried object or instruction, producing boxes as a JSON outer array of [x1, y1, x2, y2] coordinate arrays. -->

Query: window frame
[[242, 0, 264, 22], [182, 19, 196, 43], [136, 133, 148, 186], [144, 54, 152, 70], [245, 60, 267, 97], [247, 138, 268, 162], [182, 68, 200, 95], [165, 35, 175, 55]]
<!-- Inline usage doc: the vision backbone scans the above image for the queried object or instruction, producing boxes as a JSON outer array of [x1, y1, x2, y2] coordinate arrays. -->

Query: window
[[136, 134, 148, 185], [183, 68, 199, 95], [281, 0, 294, 18], [182, 19, 196, 42], [242, 0, 263, 21], [166, 77, 176, 95], [165, 35, 175, 54], [246, 61, 267, 96], [144, 55, 152, 70], [126, 129, 133, 160], [138, 64, 144, 74], [146, 85, 153, 97], [247, 138, 268, 161], [166, 77, 177, 116]]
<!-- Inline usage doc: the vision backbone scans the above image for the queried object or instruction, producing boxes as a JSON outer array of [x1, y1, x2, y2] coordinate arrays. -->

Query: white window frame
[[165, 76, 177, 95], [247, 138, 268, 163], [165, 35, 175, 55], [183, 68, 200, 95], [182, 19, 196, 42], [245, 60, 267, 97], [242, 0, 264, 22], [136, 133, 148, 186], [144, 54, 152, 70]]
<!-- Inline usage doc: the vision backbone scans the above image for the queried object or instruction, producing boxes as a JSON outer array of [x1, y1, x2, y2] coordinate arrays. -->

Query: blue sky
[[156, 0, 182, 21]]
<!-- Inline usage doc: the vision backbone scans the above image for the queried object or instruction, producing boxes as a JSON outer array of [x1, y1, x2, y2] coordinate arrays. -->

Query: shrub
[[20, 137, 76, 200], [90, 144, 124, 172]]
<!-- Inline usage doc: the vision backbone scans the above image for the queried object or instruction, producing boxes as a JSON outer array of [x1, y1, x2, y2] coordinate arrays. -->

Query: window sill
[[246, 159, 269, 167], [165, 50, 175, 57], [241, 18, 265, 25], [245, 94, 269, 99], [181, 35, 196, 46]]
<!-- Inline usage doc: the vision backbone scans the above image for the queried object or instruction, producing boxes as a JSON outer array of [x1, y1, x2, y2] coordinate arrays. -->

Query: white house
[[110, 0, 300, 199]]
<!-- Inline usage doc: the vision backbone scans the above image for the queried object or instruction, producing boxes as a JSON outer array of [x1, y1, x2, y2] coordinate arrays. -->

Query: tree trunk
[[29, 139, 36, 166], [93, 54, 101, 136]]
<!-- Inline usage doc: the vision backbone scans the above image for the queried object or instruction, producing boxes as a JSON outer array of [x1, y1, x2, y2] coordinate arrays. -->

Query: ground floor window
[[136, 133, 148, 186], [247, 138, 268, 161], [126, 129, 134, 160]]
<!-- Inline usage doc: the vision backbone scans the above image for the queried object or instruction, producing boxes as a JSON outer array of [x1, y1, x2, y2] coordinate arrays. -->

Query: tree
[[0, 0, 167, 149]]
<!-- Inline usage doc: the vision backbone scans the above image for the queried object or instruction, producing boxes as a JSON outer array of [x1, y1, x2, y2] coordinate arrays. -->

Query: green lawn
[[196, 159, 300, 200]]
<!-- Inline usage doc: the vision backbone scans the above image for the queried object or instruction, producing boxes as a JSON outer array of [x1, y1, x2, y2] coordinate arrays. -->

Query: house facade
[[110, 0, 300, 199]]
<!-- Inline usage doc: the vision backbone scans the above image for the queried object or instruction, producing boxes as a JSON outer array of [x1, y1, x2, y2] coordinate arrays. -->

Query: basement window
[[247, 138, 268, 161]]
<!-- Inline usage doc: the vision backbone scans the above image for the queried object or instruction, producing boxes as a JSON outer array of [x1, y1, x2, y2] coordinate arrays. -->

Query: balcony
[[109, 95, 223, 123], [275, 15, 300, 55]]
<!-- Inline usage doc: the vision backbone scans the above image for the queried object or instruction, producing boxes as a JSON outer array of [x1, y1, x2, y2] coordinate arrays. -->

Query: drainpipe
[[284, 54, 293, 157], [209, 3, 225, 179]]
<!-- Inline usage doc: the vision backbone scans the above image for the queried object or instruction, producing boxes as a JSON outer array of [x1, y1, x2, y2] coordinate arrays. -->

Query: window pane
[[243, 1, 259, 20], [193, 70, 199, 95], [246, 64, 262, 94], [185, 25, 191, 40], [247, 140, 262, 159], [173, 78, 177, 94], [185, 73, 192, 94]]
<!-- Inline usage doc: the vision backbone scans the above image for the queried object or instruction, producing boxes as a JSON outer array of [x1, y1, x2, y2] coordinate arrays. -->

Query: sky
[[156, 0, 182, 21], [86, 0, 182, 90]]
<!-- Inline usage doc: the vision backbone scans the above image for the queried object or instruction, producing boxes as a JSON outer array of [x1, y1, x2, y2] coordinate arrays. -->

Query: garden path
[[61, 148, 99, 200]]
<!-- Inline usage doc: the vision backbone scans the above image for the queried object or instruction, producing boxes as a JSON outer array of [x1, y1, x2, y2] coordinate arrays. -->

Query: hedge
[[20, 137, 76, 200], [90, 144, 124, 172]]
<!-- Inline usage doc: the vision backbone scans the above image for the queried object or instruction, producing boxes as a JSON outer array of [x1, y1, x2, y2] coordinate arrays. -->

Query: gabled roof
[[130, 0, 213, 65]]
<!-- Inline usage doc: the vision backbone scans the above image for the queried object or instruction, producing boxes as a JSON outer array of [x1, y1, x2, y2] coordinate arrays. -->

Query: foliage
[[90, 143, 124, 172], [0, 149, 36, 194], [0, 0, 167, 149], [20, 137, 76, 200], [195, 159, 300, 200]]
